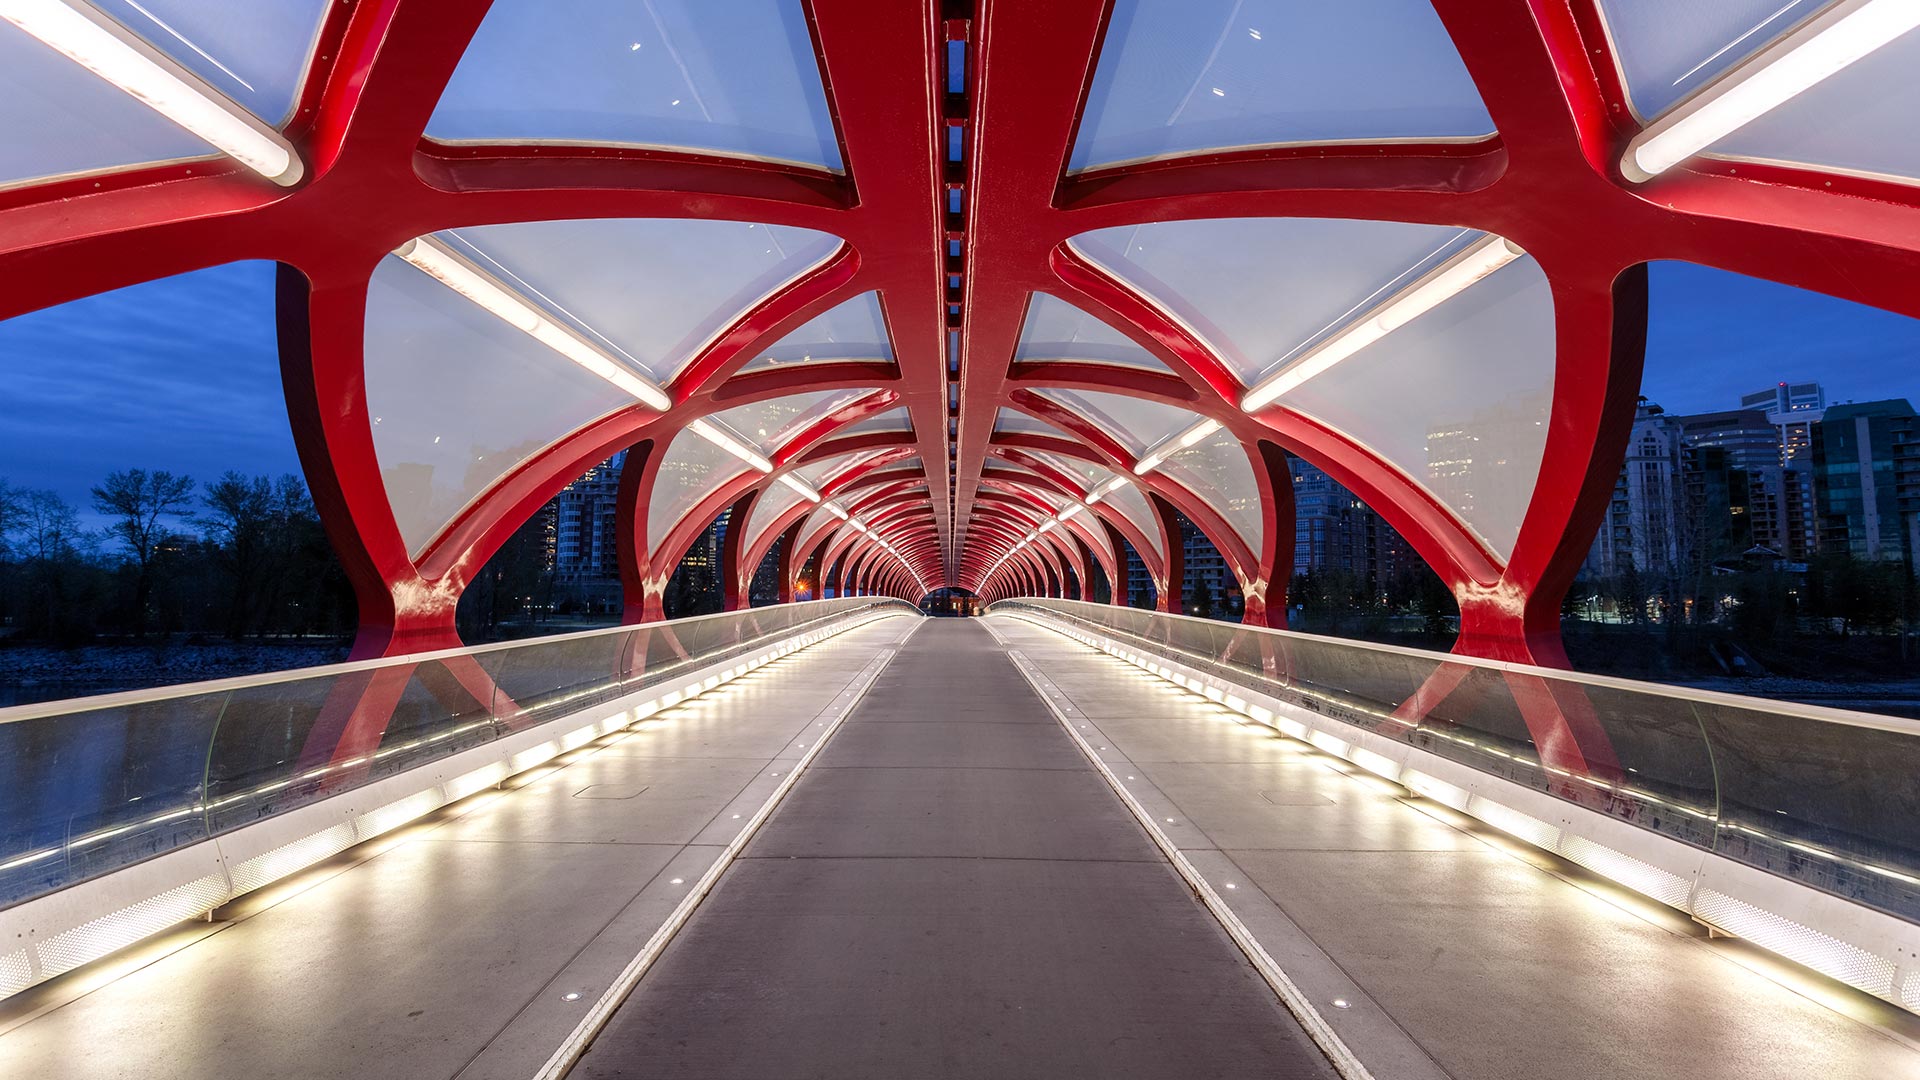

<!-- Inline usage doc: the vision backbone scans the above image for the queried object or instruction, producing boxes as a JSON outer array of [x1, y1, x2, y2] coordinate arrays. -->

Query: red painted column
[[775, 521, 804, 605], [1243, 441, 1297, 629], [616, 441, 665, 623], [1150, 495, 1183, 614], [720, 489, 758, 612]]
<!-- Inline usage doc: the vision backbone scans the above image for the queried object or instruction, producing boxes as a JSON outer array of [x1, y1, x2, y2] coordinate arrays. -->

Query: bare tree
[[0, 479, 19, 560], [92, 468, 195, 637]]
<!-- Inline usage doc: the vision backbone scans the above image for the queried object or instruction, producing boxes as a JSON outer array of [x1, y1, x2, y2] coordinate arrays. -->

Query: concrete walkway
[[574, 619, 1336, 1079]]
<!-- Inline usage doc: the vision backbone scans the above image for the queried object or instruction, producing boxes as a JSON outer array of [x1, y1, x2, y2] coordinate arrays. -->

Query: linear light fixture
[[1084, 477, 1128, 504], [688, 419, 773, 473], [825, 502, 850, 520], [1622, 0, 1920, 182], [393, 237, 672, 411], [1134, 418, 1221, 476], [0, 0, 304, 184], [777, 473, 823, 502], [1240, 234, 1523, 413]]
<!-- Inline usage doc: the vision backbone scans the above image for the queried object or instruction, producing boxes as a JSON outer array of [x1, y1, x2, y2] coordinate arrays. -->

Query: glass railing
[[990, 598, 1920, 924], [0, 598, 915, 908]]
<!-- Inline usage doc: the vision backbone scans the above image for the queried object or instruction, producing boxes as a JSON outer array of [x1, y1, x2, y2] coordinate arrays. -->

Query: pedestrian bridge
[[2, 601, 1917, 1079]]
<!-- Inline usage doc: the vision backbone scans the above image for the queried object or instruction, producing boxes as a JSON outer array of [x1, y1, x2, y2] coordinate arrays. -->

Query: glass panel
[[1096, 479, 1163, 565], [993, 407, 1076, 440], [740, 292, 894, 372], [708, 388, 875, 454], [647, 427, 749, 556], [1014, 293, 1172, 372], [1071, 218, 1472, 386], [1024, 449, 1119, 495], [1594, 0, 1819, 121], [438, 219, 841, 385], [428, 0, 844, 171], [1071, 0, 1494, 171], [364, 255, 633, 557], [0, 20, 214, 187], [0, 598, 910, 909], [801, 449, 887, 487], [94, 0, 331, 125], [1710, 28, 1920, 185], [743, 476, 808, 554], [836, 406, 913, 436], [1283, 255, 1555, 562], [1029, 388, 1197, 455], [989, 598, 1920, 926], [1157, 424, 1264, 554]]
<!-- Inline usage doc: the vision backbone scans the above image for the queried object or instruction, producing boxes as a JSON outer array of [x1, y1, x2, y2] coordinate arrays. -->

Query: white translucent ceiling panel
[[1710, 27, 1920, 184], [993, 408, 1076, 440], [836, 407, 913, 437], [1014, 293, 1172, 372], [1071, 0, 1494, 172], [740, 292, 893, 372], [439, 219, 839, 385], [1283, 256, 1554, 562], [365, 256, 634, 557], [1026, 450, 1119, 497], [798, 449, 886, 488], [0, 21, 214, 186], [1029, 389, 1196, 456], [429, 0, 843, 170], [1101, 480, 1164, 564], [708, 388, 874, 454], [743, 477, 808, 555], [1156, 425, 1264, 556], [1594, 0, 1815, 121], [1071, 219, 1472, 387], [93, 0, 331, 124], [647, 427, 749, 558]]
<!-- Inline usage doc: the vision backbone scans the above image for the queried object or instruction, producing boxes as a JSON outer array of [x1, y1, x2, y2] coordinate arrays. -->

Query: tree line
[[0, 469, 355, 646]]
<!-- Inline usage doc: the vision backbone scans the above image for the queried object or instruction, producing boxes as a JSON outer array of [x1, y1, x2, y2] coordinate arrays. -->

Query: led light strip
[[1240, 234, 1523, 413], [777, 473, 823, 502], [1623, 0, 1920, 182], [1133, 418, 1221, 476], [687, 418, 773, 472], [0, 0, 302, 184], [393, 237, 673, 411], [978, 499, 1093, 587], [996, 604, 1920, 1017]]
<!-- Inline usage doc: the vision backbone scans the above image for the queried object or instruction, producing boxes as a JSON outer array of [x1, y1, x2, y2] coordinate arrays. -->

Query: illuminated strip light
[[1134, 419, 1220, 476], [393, 237, 672, 411], [1622, 0, 1920, 181], [1240, 234, 1523, 413], [688, 418, 773, 473], [1084, 477, 1128, 504], [0, 0, 302, 185], [825, 501, 850, 520], [777, 473, 822, 502]]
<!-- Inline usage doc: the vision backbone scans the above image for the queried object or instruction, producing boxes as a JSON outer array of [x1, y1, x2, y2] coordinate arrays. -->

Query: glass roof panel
[[428, 0, 844, 170], [1594, 0, 1817, 121], [1097, 479, 1163, 565], [1027, 389, 1196, 456], [1282, 255, 1554, 562], [1071, 0, 1495, 172], [835, 406, 913, 437], [1156, 424, 1264, 555], [364, 254, 634, 557], [1071, 219, 1473, 387], [743, 474, 808, 556], [993, 408, 1076, 440], [1024, 450, 1119, 497], [1709, 27, 1920, 185], [708, 388, 875, 454], [0, 21, 214, 187], [93, 0, 331, 125], [437, 219, 840, 385], [797, 449, 887, 488], [739, 292, 894, 372], [1014, 293, 1173, 372], [647, 427, 749, 557]]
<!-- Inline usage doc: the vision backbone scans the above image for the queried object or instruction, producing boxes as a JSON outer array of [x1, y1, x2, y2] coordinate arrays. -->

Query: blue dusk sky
[[2, 258, 1919, 530]]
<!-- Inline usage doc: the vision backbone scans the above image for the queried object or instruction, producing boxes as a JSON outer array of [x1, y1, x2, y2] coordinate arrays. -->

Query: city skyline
[[5, 258, 1920, 531]]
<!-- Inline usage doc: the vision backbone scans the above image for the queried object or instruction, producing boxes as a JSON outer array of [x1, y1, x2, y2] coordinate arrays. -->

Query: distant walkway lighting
[[1623, 0, 1920, 181], [1241, 235, 1523, 412], [394, 237, 672, 411], [0, 0, 303, 184]]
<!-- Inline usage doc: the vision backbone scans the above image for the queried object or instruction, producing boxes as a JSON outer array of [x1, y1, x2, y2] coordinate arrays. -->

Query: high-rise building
[[1676, 409, 1814, 560], [1586, 401, 1754, 579], [1811, 400, 1920, 561], [1289, 457, 1419, 591], [1740, 381, 1827, 464], [551, 450, 625, 582]]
